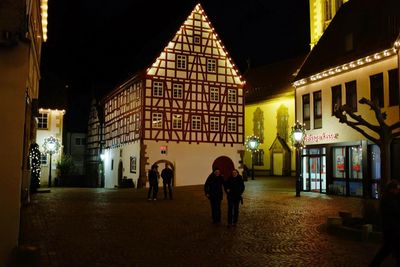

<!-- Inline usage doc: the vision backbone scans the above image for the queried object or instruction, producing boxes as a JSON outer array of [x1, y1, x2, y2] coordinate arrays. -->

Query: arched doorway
[[151, 160, 175, 186], [212, 156, 235, 180], [118, 161, 123, 186]]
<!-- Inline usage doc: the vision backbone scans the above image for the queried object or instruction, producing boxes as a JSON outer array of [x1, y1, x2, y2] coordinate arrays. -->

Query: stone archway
[[151, 160, 175, 186], [212, 156, 235, 180]]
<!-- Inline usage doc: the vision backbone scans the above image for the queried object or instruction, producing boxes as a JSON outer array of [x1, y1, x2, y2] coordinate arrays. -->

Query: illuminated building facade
[[36, 108, 65, 186], [0, 0, 48, 264], [309, 0, 349, 49], [294, 0, 400, 198], [101, 4, 245, 188], [244, 57, 305, 177]]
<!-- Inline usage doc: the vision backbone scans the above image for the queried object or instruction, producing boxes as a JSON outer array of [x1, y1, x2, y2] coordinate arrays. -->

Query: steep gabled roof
[[245, 56, 305, 104], [296, 0, 400, 81], [113, 2, 244, 90]]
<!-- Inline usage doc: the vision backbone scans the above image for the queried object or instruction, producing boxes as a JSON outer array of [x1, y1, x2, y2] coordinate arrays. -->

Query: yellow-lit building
[[294, 0, 400, 198], [36, 108, 65, 187], [309, 0, 349, 49], [244, 57, 305, 177], [0, 0, 48, 264]]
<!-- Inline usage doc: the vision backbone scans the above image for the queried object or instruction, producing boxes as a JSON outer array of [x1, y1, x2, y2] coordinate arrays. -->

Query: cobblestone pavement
[[20, 177, 396, 267]]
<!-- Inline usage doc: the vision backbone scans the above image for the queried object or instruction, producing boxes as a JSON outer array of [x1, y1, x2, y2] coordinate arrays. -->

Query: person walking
[[161, 165, 173, 200], [204, 168, 224, 224], [224, 169, 245, 227], [370, 179, 400, 266], [147, 164, 159, 200]]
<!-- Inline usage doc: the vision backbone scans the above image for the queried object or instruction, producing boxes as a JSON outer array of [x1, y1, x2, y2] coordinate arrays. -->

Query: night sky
[[39, 0, 310, 132]]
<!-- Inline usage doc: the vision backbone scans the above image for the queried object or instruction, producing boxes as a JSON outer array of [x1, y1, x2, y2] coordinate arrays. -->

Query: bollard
[[362, 224, 372, 241]]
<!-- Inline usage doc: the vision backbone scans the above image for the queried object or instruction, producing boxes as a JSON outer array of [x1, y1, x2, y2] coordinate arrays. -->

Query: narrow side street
[[20, 177, 394, 267]]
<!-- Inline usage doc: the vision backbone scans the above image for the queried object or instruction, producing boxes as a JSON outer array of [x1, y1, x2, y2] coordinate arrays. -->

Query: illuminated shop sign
[[304, 133, 339, 143]]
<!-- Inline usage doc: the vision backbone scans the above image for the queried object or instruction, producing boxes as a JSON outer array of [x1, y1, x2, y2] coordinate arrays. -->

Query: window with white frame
[[227, 118, 237, 132], [37, 112, 49, 129], [207, 58, 217, 72], [152, 113, 163, 128], [210, 87, 219, 102], [192, 115, 201, 130], [40, 153, 48, 165], [172, 114, 182, 129], [173, 83, 183, 99], [210, 116, 219, 131], [177, 55, 187, 69], [153, 81, 163, 97], [228, 89, 237, 103]]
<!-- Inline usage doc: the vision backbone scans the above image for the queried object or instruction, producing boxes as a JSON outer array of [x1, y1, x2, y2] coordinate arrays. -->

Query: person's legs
[[163, 182, 168, 199], [227, 198, 233, 225], [147, 185, 153, 199], [370, 241, 391, 267], [153, 184, 158, 200], [233, 199, 240, 224], [168, 183, 173, 199]]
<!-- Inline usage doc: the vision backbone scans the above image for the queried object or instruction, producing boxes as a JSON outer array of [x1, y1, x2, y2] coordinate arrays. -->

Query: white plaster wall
[[296, 56, 399, 146], [144, 140, 243, 186], [104, 141, 141, 188]]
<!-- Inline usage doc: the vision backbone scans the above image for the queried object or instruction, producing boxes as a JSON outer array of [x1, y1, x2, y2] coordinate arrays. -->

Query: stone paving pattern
[[20, 177, 396, 267]]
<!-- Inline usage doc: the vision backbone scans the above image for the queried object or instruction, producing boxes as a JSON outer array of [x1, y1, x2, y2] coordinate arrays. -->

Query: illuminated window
[[313, 91, 322, 129], [207, 58, 217, 72], [40, 153, 47, 165], [177, 55, 187, 69], [192, 115, 201, 130], [153, 81, 163, 97], [253, 149, 264, 166], [210, 117, 219, 131], [152, 113, 163, 129], [37, 112, 49, 129], [302, 94, 310, 130], [173, 83, 183, 99], [172, 114, 182, 129], [228, 89, 237, 103], [331, 85, 342, 115], [227, 118, 237, 132], [210, 87, 219, 102]]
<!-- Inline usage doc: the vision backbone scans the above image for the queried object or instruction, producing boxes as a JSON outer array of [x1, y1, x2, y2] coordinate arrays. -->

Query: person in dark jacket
[[370, 179, 400, 266], [147, 164, 159, 200], [224, 169, 245, 227], [161, 165, 173, 200], [204, 168, 224, 224]]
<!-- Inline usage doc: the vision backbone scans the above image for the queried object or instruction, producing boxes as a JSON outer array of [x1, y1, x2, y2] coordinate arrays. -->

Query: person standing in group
[[147, 164, 159, 200], [370, 179, 400, 266], [224, 169, 245, 227], [161, 165, 173, 200], [204, 168, 224, 224]]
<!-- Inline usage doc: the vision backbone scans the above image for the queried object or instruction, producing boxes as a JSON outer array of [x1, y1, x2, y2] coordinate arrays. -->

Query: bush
[[57, 154, 75, 178]]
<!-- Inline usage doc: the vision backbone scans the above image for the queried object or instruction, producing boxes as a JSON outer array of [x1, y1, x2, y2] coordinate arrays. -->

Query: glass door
[[301, 148, 327, 193]]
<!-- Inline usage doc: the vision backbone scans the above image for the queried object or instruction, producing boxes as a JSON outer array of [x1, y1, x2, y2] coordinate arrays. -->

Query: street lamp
[[291, 121, 306, 197], [245, 135, 260, 180], [43, 136, 61, 188]]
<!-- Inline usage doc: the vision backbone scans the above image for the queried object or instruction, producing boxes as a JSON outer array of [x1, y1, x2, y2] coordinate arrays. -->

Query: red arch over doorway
[[212, 156, 234, 180]]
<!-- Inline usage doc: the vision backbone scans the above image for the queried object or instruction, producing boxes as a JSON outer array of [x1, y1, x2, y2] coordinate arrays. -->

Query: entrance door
[[273, 153, 283, 176], [118, 161, 123, 186], [301, 150, 327, 193], [212, 156, 234, 180], [310, 157, 321, 192]]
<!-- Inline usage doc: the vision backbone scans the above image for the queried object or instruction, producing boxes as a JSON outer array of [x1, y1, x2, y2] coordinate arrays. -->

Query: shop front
[[300, 140, 382, 198]]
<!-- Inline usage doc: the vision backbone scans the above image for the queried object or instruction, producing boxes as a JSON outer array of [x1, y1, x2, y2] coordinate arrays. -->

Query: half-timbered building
[[102, 4, 245, 187]]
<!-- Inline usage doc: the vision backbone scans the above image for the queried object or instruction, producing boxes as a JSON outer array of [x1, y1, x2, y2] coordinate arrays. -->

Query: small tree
[[334, 97, 400, 192]]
